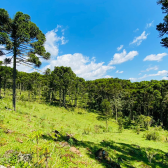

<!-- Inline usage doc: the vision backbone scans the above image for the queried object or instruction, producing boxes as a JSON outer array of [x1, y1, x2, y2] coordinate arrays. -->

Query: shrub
[[135, 125, 140, 134], [94, 125, 101, 134], [19, 94, 28, 101], [154, 126, 163, 131], [145, 148, 156, 163], [83, 126, 92, 135], [123, 116, 132, 129], [107, 126, 113, 133], [137, 115, 153, 130], [68, 138, 74, 146], [118, 117, 124, 133], [144, 130, 160, 141]]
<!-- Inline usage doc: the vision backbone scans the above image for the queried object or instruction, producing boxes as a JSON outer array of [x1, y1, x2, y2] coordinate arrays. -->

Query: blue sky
[[1, 0, 168, 81]]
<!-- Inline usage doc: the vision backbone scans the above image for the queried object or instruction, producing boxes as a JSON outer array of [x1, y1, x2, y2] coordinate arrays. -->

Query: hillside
[[0, 97, 168, 168]]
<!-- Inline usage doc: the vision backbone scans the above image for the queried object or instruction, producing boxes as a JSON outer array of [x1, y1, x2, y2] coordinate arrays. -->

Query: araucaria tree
[[157, 0, 168, 48], [0, 9, 50, 110]]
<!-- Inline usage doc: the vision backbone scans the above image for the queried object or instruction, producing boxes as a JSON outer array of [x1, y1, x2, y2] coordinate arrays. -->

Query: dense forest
[[0, 64, 168, 129]]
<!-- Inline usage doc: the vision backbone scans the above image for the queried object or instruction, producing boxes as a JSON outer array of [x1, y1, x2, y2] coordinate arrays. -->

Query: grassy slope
[[0, 97, 168, 168]]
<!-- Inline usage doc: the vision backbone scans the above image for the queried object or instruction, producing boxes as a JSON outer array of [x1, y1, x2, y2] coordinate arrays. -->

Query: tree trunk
[[13, 45, 17, 111], [49, 90, 52, 103], [28, 90, 30, 100], [75, 97, 77, 107], [106, 119, 108, 131], [4, 79, 6, 96], [59, 88, 62, 106], [116, 107, 118, 122], [63, 89, 66, 107], [20, 83, 21, 95]]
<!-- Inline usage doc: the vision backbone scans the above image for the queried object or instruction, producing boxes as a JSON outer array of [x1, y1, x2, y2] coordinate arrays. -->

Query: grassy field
[[0, 96, 168, 168]]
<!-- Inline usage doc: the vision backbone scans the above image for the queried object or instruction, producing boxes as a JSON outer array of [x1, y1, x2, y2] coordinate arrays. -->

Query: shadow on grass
[[41, 132, 168, 168]]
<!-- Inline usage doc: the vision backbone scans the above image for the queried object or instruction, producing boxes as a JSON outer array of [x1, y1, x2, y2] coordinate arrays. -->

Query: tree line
[[0, 64, 168, 128]]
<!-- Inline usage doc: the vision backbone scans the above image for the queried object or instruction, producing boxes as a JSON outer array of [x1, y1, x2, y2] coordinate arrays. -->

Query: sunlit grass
[[0, 93, 168, 167]]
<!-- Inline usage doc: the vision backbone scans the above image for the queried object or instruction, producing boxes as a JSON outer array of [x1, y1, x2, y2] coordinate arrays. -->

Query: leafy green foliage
[[157, 1, 168, 48], [144, 130, 160, 141], [118, 117, 124, 133]]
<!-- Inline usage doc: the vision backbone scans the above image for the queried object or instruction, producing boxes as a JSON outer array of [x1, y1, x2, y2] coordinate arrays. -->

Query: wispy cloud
[[129, 70, 168, 82], [141, 65, 159, 72], [162, 77, 168, 80], [143, 53, 167, 62], [134, 28, 139, 32], [116, 70, 123, 73], [129, 78, 137, 82], [130, 31, 149, 46], [104, 75, 113, 78], [109, 49, 138, 65], [117, 45, 124, 51], [146, 21, 154, 29]]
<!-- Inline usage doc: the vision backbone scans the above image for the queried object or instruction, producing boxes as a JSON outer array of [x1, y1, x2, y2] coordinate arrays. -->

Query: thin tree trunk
[[20, 83, 21, 95], [116, 107, 118, 122], [13, 45, 17, 111], [28, 90, 30, 100], [75, 97, 77, 107], [49, 91, 52, 103], [59, 88, 62, 106], [106, 119, 108, 131], [4, 79, 6, 96], [63, 89, 66, 107]]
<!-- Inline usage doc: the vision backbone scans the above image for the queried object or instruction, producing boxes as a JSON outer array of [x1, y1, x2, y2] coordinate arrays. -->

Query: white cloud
[[130, 31, 149, 46], [129, 78, 137, 82], [44, 25, 68, 58], [141, 65, 159, 72], [162, 77, 168, 80], [116, 70, 123, 73], [0, 54, 35, 73], [109, 49, 138, 65], [134, 28, 139, 32], [138, 73, 142, 75], [146, 66, 159, 71], [0, 55, 6, 62], [146, 21, 154, 29], [104, 75, 113, 78], [129, 70, 168, 82], [42, 53, 115, 80], [148, 70, 168, 77], [16, 63, 35, 73], [143, 53, 167, 62], [117, 45, 124, 51]]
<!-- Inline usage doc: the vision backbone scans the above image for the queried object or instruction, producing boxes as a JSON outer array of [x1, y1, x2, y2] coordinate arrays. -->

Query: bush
[[144, 130, 160, 141], [118, 117, 124, 133], [154, 126, 163, 131], [83, 126, 92, 135], [68, 138, 75, 146], [136, 115, 153, 130], [94, 125, 101, 134], [135, 125, 140, 134], [19, 94, 28, 101], [107, 126, 113, 133], [124, 117, 132, 127]]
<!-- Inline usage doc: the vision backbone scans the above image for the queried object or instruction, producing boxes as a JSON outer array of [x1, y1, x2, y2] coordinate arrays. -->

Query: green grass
[[0, 95, 168, 167]]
